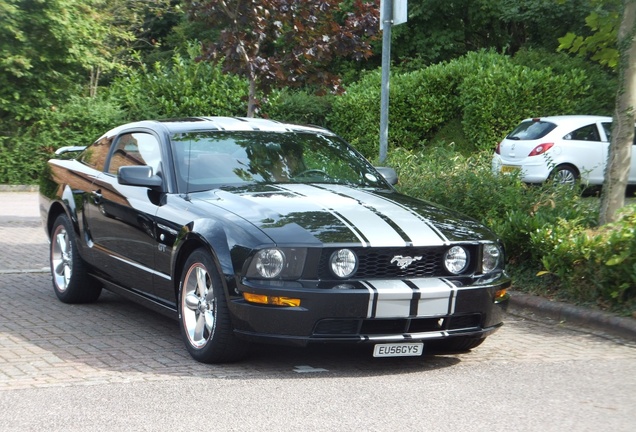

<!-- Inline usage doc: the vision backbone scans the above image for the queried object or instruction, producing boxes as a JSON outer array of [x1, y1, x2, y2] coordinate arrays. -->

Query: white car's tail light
[[528, 142, 554, 156]]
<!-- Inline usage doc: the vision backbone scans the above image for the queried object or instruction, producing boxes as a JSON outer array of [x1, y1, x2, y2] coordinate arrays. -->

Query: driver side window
[[107, 132, 161, 176]]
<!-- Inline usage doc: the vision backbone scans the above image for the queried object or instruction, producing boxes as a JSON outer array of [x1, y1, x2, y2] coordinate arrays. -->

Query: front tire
[[50, 214, 101, 303], [178, 248, 248, 363]]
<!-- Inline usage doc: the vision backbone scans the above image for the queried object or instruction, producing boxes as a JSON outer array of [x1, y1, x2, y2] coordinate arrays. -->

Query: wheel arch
[[44, 185, 82, 238], [554, 162, 580, 176], [172, 224, 235, 301]]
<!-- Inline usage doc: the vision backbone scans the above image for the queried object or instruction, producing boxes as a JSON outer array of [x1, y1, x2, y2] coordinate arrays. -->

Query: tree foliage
[[558, 0, 621, 68], [0, 0, 102, 122], [183, 0, 380, 116], [392, 0, 594, 66]]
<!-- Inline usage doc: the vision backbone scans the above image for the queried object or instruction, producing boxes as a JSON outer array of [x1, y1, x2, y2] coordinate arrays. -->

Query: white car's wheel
[[550, 164, 579, 186]]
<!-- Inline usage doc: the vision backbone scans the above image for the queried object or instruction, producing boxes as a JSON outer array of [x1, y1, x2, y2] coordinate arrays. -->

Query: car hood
[[192, 184, 495, 247]]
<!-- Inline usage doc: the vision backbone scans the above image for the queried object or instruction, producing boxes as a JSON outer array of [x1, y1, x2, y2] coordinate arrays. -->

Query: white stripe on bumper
[[363, 279, 456, 319]]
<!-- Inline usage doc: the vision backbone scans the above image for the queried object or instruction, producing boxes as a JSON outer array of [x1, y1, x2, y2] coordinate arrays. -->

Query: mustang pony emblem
[[390, 255, 423, 269]]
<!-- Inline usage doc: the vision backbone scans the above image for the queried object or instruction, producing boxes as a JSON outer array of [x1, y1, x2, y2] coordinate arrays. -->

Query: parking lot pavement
[[0, 191, 48, 274], [1, 190, 635, 391]]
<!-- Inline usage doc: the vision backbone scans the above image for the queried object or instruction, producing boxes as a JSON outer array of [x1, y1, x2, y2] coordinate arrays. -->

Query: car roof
[[111, 117, 335, 136], [520, 115, 612, 128]]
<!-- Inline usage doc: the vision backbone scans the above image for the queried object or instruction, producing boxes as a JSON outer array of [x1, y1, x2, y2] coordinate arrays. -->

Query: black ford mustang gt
[[39, 117, 510, 363]]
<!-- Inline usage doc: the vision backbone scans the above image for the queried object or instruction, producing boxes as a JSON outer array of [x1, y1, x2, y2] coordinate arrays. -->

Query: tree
[[0, 0, 103, 122], [559, 0, 635, 224], [599, 0, 636, 224], [392, 0, 594, 67], [183, 0, 379, 117]]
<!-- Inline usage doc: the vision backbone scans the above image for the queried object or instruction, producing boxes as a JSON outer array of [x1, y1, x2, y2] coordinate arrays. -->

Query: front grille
[[318, 247, 450, 279], [312, 314, 482, 337]]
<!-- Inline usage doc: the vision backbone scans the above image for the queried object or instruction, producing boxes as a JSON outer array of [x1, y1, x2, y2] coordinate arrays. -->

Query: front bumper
[[228, 273, 511, 346]]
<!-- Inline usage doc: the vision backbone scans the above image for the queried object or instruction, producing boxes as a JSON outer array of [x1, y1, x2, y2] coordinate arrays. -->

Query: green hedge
[[262, 89, 334, 127], [386, 145, 635, 311], [328, 50, 614, 158], [532, 207, 636, 307], [0, 95, 125, 184], [109, 45, 248, 120]]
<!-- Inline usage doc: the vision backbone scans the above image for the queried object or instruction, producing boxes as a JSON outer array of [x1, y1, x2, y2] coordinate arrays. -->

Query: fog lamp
[[330, 249, 358, 278]]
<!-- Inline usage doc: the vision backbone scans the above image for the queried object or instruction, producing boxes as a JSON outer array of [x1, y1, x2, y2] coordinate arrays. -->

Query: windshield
[[171, 131, 388, 192]]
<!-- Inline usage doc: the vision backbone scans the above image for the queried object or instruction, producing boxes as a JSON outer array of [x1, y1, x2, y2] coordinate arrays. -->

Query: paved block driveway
[[1, 192, 635, 431]]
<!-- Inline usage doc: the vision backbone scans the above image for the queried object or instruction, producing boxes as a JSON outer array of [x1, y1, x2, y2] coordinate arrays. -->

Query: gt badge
[[391, 255, 422, 269]]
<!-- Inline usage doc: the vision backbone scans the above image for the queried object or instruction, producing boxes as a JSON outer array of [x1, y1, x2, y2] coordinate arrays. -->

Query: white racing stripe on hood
[[361, 279, 454, 319], [318, 184, 448, 246], [277, 184, 407, 247]]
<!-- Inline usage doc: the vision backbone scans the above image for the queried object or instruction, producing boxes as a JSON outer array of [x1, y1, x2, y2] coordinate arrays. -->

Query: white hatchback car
[[492, 115, 636, 185]]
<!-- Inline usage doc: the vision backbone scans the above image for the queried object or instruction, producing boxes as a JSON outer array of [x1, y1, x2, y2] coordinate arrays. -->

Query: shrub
[[262, 89, 334, 127], [459, 60, 588, 150], [512, 48, 617, 115], [328, 50, 594, 158], [109, 44, 248, 120], [385, 144, 636, 311], [0, 95, 125, 184], [532, 206, 636, 308]]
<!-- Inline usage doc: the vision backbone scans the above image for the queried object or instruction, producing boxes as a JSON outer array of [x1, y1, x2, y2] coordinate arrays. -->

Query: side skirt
[[91, 274, 178, 320]]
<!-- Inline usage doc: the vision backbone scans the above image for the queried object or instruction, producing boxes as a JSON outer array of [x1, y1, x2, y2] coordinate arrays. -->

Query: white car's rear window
[[507, 120, 557, 140]]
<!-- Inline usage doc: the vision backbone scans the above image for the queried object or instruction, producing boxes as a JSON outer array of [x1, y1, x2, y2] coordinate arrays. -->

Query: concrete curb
[[508, 290, 636, 343]]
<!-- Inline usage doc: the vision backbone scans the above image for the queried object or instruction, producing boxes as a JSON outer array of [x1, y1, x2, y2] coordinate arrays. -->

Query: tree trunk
[[599, 0, 636, 225]]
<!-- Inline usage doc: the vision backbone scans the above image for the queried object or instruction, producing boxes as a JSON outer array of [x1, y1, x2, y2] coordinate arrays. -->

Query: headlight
[[444, 246, 469, 274], [246, 248, 307, 280], [330, 249, 358, 278], [254, 249, 285, 278], [482, 243, 501, 273]]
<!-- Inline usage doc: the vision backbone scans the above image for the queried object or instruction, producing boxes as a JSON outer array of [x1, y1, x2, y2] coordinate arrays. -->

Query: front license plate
[[501, 165, 520, 174], [373, 342, 424, 357]]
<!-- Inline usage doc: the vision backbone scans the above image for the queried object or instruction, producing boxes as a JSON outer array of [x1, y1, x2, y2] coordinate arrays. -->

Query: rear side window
[[564, 124, 600, 142], [507, 121, 557, 140]]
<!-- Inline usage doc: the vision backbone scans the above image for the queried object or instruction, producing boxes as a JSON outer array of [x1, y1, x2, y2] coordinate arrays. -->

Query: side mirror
[[118, 166, 163, 190], [375, 166, 398, 185]]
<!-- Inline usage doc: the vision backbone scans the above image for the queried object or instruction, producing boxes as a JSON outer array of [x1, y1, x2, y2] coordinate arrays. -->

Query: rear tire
[[178, 248, 248, 363], [49, 214, 101, 303], [550, 164, 579, 186]]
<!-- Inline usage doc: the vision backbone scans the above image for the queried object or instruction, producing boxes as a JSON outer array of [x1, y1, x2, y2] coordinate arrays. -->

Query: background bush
[[385, 145, 635, 312], [262, 89, 334, 127], [109, 44, 248, 120], [0, 95, 125, 184], [531, 207, 636, 308], [328, 50, 614, 158]]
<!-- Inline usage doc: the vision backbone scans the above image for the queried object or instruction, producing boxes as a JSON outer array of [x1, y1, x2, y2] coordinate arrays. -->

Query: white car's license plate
[[501, 165, 520, 174], [373, 342, 424, 357]]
